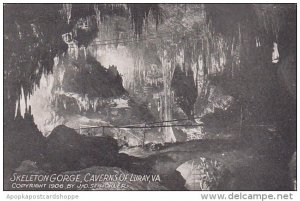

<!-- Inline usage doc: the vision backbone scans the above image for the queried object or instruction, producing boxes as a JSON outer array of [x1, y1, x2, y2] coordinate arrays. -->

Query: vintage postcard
[[2, 3, 297, 192]]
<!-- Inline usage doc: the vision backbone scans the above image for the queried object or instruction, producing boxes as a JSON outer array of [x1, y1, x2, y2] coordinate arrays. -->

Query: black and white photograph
[[2, 2, 297, 192]]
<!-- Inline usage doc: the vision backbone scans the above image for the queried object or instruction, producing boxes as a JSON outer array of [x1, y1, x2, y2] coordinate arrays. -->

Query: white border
[[0, 1, 298, 201]]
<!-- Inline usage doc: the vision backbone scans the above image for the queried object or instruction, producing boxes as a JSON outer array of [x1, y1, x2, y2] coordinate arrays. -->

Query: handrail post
[[142, 123, 147, 148], [239, 105, 243, 140]]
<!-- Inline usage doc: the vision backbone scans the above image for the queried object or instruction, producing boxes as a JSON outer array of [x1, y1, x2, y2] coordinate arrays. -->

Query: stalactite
[[62, 4, 72, 24], [5, 4, 296, 147], [160, 51, 176, 142]]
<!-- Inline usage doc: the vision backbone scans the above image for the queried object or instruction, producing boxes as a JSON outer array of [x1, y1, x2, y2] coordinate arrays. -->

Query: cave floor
[[123, 126, 293, 190]]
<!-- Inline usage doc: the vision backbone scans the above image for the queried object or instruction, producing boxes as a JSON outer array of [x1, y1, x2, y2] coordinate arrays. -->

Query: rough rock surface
[[44, 125, 119, 172]]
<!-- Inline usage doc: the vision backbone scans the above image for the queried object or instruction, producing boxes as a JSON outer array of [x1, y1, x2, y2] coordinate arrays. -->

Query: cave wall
[[4, 4, 296, 146]]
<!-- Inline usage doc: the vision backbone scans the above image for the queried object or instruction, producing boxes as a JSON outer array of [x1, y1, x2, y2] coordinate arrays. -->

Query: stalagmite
[[272, 42, 279, 63]]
